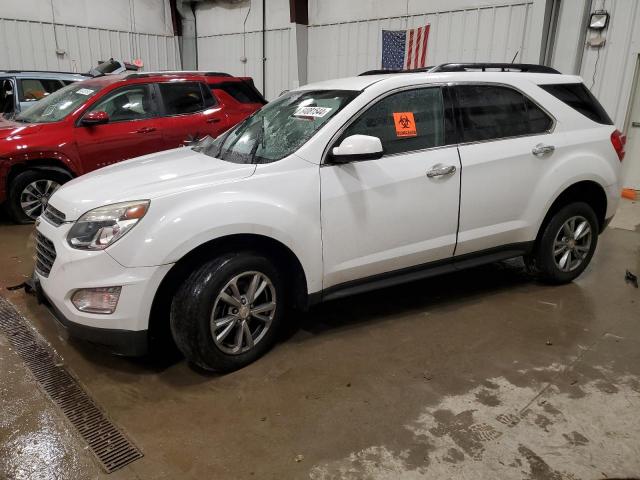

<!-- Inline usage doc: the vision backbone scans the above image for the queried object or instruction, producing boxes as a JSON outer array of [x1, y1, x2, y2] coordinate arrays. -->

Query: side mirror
[[329, 134, 383, 163], [81, 111, 109, 126]]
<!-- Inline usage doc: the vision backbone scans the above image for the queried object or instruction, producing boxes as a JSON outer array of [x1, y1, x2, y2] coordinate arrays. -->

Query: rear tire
[[533, 202, 598, 284], [6, 170, 68, 224], [170, 252, 285, 373]]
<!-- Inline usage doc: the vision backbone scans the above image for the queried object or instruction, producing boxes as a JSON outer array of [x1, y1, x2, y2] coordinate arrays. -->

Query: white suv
[[33, 63, 625, 372]]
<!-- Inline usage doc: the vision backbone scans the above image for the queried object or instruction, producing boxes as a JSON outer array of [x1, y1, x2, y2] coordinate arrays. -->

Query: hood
[[0, 117, 44, 140], [49, 147, 256, 220]]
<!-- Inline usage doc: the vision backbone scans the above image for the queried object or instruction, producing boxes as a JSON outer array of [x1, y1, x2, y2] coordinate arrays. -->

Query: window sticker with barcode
[[293, 106, 332, 118]]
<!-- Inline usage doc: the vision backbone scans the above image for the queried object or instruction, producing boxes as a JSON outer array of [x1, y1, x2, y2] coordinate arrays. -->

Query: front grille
[[43, 204, 66, 226], [35, 231, 57, 277]]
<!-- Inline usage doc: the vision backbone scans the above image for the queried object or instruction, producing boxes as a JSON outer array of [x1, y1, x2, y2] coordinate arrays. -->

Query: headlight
[[67, 200, 150, 250]]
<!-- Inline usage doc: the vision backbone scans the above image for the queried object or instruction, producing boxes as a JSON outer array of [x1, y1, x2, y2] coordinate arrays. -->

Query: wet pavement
[[0, 201, 639, 479]]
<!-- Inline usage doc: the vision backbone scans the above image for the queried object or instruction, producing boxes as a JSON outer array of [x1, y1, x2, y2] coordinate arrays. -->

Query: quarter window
[[86, 85, 155, 122], [540, 82, 613, 125], [341, 87, 446, 156], [454, 85, 553, 143], [159, 82, 206, 115]]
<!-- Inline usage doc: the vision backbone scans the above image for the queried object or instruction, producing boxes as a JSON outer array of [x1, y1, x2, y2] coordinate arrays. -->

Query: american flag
[[381, 25, 431, 70]]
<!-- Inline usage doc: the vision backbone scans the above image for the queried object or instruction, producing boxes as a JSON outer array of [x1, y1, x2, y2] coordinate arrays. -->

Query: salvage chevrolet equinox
[[33, 63, 624, 372]]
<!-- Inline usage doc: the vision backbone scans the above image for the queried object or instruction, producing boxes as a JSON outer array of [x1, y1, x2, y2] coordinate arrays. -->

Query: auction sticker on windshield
[[293, 106, 332, 118], [76, 88, 95, 96]]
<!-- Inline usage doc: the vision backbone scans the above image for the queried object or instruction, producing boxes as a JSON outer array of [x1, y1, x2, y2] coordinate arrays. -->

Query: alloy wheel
[[20, 179, 60, 220], [210, 271, 277, 355], [552, 215, 592, 272]]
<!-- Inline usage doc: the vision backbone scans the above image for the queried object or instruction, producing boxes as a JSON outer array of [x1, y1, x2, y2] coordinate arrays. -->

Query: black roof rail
[[125, 72, 194, 79], [359, 69, 400, 76], [203, 72, 233, 77], [124, 71, 233, 79], [358, 67, 434, 76], [430, 63, 560, 74], [124, 73, 154, 79]]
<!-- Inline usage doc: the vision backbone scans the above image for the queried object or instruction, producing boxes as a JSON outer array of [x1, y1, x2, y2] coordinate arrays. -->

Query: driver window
[[86, 85, 155, 122], [340, 87, 445, 156]]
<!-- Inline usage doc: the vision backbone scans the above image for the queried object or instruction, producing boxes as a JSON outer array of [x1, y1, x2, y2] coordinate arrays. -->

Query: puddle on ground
[[309, 364, 640, 480]]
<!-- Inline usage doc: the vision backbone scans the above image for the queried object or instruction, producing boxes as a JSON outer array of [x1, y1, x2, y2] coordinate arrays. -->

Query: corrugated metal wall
[[197, 27, 292, 100], [308, 1, 534, 82], [578, 0, 640, 129], [0, 17, 181, 72]]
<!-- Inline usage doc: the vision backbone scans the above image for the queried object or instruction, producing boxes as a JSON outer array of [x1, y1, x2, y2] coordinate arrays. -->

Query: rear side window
[[159, 82, 205, 115], [211, 81, 266, 104], [540, 82, 613, 125], [454, 84, 553, 143], [18, 78, 64, 102], [341, 87, 446, 156]]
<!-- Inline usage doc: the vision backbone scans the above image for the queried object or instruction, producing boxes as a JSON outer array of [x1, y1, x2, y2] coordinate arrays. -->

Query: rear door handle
[[532, 143, 555, 156], [136, 127, 156, 134], [426, 164, 457, 178], [207, 118, 221, 124], [631, 121, 640, 127]]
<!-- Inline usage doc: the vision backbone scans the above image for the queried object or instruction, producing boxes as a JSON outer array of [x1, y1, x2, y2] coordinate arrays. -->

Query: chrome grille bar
[[34, 231, 57, 277]]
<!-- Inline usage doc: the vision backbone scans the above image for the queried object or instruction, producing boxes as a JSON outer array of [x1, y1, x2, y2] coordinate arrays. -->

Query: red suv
[[0, 71, 266, 223]]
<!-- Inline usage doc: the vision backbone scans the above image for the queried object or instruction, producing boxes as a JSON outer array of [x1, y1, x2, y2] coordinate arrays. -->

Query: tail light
[[611, 129, 626, 161]]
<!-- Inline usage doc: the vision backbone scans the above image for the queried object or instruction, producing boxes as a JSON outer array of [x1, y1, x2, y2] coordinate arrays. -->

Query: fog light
[[71, 287, 121, 314]]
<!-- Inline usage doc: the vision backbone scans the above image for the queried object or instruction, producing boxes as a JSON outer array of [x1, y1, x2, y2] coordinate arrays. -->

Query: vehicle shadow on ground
[[68, 258, 540, 377], [0, 209, 17, 226], [292, 259, 536, 340]]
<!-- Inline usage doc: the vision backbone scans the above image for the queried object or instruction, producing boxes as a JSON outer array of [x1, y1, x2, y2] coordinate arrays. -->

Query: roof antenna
[[510, 51, 519, 63]]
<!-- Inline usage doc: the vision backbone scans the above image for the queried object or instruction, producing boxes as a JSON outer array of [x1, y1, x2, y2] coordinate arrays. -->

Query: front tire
[[170, 252, 284, 372], [533, 202, 599, 284]]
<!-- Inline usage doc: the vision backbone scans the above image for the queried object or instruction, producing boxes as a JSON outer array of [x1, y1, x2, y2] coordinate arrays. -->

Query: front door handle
[[532, 143, 555, 156], [207, 117, 222, 124], [631, 121, 640, 127], [136, 126, 156, 134], [426, 164, 457, 178]]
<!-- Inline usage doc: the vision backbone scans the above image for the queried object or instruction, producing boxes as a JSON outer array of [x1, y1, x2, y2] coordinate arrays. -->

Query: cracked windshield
[[199, 89, 358, 163]]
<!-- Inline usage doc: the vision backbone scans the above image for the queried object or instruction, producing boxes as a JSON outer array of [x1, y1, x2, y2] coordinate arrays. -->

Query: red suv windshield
[[16, 82, 100, 124]]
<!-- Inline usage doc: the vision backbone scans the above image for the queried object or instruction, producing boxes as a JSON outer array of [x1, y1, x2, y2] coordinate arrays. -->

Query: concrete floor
[[1, 201, 639, 480]]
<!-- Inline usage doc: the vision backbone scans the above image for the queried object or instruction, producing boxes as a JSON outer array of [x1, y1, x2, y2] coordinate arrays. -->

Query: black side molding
[[309, 242, 534, 305]]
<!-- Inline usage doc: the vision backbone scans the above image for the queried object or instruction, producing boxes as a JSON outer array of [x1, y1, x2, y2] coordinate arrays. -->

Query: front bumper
[[35, 279, 149, 356], [34, 216, 173, 356]]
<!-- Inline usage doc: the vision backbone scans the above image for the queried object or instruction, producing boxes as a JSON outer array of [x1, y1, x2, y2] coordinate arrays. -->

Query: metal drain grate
[[0, 297, 143, 473]]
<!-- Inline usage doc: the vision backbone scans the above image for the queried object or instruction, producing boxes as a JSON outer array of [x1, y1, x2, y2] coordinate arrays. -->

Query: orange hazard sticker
[[393, 112, 417, 137]]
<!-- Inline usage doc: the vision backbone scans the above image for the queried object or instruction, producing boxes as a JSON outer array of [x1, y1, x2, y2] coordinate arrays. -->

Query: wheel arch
[[7, 158, 76, 189], [535, 180, 608, 247], [147, 233, 310, 349]]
